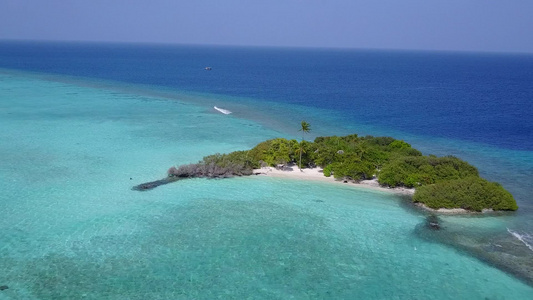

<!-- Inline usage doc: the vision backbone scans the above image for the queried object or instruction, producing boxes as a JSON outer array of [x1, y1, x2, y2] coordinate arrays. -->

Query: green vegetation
[[163, 130, 517, 212], [413, 177, 518, 212], [248, 138, 302, 167], [308, 134, 423, 180], [168, 151, 254, 178], [378, 155, 479, 188]]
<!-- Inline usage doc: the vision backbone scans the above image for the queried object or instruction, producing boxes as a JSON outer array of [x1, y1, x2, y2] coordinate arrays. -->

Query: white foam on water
[[508, 228, 533, 252], [214, 106, 232, 114]]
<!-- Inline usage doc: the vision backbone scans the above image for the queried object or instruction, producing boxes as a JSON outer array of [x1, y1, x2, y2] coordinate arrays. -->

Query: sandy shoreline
[[251, 167, 496, 215], [252, 166, 415, 196]]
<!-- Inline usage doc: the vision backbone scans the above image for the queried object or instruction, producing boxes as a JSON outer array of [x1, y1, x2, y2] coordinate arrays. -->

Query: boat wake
[[507, 228, 533, 252], [214, 106, 232, 115]]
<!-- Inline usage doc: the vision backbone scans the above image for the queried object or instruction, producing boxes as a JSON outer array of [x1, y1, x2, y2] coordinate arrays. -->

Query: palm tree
[[298, 121, 311, 170]]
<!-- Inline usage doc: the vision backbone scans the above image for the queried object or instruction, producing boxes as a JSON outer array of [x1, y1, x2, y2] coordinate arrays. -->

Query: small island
[[134, 132, 518, 213]]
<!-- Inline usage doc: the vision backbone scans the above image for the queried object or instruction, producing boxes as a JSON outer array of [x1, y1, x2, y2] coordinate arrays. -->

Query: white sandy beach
[[252, 167, 487, 214], [253, 166, 415, 196]]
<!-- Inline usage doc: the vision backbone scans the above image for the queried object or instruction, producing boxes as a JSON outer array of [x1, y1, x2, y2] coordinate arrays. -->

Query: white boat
[[214, 106, 232, 115]]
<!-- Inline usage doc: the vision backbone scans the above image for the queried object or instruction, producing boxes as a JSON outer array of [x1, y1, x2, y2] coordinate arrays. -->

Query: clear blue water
[[1, 41, 532, 299]]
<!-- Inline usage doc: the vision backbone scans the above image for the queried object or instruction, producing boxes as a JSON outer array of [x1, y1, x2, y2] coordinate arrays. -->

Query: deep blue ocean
[[1, 41, 533, 299], [2, 41, 532, 150]]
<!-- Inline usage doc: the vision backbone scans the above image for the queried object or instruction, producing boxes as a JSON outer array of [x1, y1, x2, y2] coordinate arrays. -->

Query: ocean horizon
[[1, 41, 532, 299]]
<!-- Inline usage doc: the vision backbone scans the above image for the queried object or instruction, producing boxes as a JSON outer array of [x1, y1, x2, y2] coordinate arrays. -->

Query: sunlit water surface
[[1, 73, 532, 299]]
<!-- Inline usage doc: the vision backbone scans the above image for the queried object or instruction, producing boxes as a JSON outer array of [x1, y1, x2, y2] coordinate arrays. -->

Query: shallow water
[[1, 73, 533, 299]]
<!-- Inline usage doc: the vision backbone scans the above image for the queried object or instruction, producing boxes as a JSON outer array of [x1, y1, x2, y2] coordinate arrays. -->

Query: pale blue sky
[[1, 0, 532, 53]]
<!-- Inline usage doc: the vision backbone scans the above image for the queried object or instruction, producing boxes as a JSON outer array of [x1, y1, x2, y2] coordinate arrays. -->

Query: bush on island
[[378, 155, 478, 188], [413, 177, 518, 211], [167, 151, 254, 179]]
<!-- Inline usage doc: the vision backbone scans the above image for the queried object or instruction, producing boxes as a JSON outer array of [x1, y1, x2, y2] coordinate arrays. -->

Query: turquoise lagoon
[[1, 72, 532, 299]]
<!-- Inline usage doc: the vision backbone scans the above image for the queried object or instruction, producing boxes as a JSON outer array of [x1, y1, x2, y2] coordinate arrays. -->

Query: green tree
[[298, 121, 311, 170]]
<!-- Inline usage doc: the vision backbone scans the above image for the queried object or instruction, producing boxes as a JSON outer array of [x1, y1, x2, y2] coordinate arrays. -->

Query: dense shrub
[[247, 138, 314, 168], [378, 155, 478, 187], [248, 138, 294, 166], [323, 165, 333, 177], [413, 177, 518, 211], [168, 151, 254, 178], [328, 158, 376, 180]]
